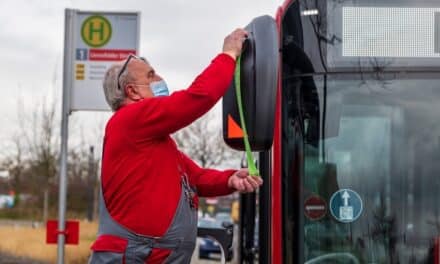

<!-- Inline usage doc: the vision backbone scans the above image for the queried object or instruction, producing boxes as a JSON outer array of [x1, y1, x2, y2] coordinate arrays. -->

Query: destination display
[[324, 3, 440, 69], [342, 7, 440, 58]]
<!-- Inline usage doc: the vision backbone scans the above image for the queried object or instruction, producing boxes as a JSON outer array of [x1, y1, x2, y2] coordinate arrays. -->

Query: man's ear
[[125, 84, 141, 101]]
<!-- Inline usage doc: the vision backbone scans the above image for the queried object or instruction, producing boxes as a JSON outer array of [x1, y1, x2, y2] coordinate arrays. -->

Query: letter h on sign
[[89, 21, 104, 41]]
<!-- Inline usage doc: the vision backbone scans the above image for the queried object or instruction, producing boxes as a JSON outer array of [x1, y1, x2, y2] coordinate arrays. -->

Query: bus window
[[282, 74, 440, 263]]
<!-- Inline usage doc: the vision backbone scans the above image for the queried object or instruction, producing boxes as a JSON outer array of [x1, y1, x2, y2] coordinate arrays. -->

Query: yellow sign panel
[[81, 15, 112, 48]]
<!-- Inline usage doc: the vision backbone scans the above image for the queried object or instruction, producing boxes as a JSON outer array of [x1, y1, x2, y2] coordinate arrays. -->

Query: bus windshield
[[282, 73, 440, 263]]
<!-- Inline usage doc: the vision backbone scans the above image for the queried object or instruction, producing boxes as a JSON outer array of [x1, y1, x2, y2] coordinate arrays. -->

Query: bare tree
[[0, 93, 59, 221], [172, 112, 240, 168], [1, 135, 25, 196], [26, 97, 58, 222]]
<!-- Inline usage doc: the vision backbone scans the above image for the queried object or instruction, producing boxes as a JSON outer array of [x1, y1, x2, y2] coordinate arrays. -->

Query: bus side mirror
[[222, 15, 279, 151]]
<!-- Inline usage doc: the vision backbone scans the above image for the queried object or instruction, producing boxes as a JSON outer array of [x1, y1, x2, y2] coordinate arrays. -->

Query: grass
[[0, 220, 98, 264]]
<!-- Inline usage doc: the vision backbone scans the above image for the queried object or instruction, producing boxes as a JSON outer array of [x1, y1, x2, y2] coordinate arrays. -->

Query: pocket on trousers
[[89, 235, 128, 264]]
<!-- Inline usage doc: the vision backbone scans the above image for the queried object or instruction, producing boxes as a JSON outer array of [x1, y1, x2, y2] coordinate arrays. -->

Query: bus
[[223, 0, 440, 263]]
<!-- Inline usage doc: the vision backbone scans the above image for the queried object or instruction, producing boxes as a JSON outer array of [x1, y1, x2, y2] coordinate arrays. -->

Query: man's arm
[[126, 53, 235, 139], [180, 152, 236, 197]]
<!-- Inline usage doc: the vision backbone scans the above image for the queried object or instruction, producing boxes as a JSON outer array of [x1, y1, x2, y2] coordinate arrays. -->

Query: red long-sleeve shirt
[[101, 54, 236, 236]]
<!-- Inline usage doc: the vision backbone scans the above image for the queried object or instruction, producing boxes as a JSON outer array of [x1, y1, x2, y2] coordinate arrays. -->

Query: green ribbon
[[234, 55, 260, 177]]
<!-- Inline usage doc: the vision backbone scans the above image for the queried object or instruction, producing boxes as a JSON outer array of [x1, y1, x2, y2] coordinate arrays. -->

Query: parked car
[[215, 212, 233, 226], [198, 217, 234, 261]]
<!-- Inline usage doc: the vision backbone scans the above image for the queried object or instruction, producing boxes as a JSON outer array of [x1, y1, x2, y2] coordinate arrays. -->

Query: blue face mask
[[150, 80, 169, 97]]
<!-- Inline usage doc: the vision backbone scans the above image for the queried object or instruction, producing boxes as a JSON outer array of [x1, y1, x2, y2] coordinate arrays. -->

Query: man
[[89, 28, 263, 263]]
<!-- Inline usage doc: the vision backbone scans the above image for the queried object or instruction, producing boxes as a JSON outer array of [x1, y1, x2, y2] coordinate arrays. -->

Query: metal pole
[[57, 9, 74, 264], [239, 193, 256, 263], [258, 151, 271, 264]]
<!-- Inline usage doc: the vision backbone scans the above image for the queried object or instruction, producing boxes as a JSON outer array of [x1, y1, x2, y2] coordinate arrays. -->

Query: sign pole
[[58, 8, 75, 264]]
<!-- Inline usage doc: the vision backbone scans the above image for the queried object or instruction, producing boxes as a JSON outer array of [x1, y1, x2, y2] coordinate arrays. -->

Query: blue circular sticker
[[329, 189, 363, 223]]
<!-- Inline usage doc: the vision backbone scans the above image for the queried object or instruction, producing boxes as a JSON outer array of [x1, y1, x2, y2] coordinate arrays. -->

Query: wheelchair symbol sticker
[[329, 189, 363, 223]]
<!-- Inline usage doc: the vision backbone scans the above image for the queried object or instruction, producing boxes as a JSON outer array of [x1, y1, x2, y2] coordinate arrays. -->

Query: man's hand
[[228, 169, 263, 193], [222, 28, 248, 60]]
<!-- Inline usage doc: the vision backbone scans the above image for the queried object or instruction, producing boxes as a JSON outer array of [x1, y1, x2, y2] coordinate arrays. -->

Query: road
[[0, 252, 45, 264], [0, 220, 41, 228]]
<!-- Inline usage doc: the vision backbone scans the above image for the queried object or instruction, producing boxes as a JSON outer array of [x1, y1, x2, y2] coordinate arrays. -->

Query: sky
[[0, 0, 282, 157]]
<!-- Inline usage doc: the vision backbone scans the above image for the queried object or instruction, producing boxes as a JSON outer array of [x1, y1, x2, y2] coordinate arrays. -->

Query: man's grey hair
[[103, 64, 131, 111]]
